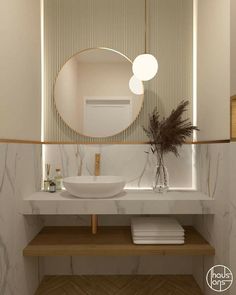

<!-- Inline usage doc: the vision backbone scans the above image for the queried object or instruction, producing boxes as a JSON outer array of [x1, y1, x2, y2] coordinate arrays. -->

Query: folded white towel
[[131, 217, 185, 245], [131, 229, 185, 237], [132, 235, 184, 240], [132, 238, 185, 245], [131, 217, 184, 233]]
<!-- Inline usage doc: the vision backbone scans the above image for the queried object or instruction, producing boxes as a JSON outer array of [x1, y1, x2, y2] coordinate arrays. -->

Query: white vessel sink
[[63, 176, 126, 198]]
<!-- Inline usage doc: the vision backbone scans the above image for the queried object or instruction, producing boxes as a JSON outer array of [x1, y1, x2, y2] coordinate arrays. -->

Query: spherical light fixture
[[132, 54, 158, 81], [132, 0, 159, 82], [129, 75, 144, 95]]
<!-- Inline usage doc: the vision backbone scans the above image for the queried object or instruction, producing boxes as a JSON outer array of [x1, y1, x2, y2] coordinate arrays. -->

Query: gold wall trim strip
[[0, 139, 42, 144], [0, 139, 230, 145], [231, 95, 236, 139], [43, 140, 231, 144]]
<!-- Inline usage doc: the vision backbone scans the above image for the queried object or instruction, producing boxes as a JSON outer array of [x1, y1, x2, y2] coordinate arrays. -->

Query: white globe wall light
[[132, 54, 158, 81], [132, 0, 158, 82]]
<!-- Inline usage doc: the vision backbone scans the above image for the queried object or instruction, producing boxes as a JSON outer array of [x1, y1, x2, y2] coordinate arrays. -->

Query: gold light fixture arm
[[145, 0, 147, 54]]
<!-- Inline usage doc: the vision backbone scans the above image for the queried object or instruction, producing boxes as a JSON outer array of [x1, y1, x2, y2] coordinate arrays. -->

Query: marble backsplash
[[45, 144, 194, 189], [43, 142, 236, 295], [193, 143, 236, 295], [0, 144, 42, 295], [0, 142, 235, 295]]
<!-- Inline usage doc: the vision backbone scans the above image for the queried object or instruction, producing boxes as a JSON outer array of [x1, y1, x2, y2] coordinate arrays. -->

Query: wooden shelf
[[23, 226, 215, 257]]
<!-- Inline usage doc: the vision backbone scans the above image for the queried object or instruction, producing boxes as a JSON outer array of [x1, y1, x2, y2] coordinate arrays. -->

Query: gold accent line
[[52, 47, 144, 140], [231, 95, 236, 140], [0, 139, 231, 145], [0, 139, 42, 144], [145, 0, 147, 54]]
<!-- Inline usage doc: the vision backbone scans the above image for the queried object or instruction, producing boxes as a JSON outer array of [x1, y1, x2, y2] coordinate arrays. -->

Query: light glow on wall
[[192, 0, 198, 191], [41, 0, 45, 184]]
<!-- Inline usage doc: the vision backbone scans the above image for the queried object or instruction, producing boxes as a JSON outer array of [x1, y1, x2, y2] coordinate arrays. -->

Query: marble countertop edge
[[21, 190, 215, 215]]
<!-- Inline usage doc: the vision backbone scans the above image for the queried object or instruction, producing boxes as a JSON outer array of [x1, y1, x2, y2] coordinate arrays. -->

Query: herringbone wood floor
[[35, 275, 203, 295]]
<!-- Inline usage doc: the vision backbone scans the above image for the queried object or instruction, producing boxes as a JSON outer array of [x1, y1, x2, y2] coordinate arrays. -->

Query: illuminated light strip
[[41, 0, 45, 187], [124, 187, 197, 191], [191, 0, 198, 190], [193, 0, 198, 138]]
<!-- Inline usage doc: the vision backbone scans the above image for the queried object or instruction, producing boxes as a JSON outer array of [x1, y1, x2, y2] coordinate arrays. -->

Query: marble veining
[[45, 144, 194, 189], [1, 142, 236, 295], [22, 190, 214, 215], [0, 144, 42, 295], [41, 142, 236, 295], [196, 144, 222, 198], [0, 236, 9, 295], [193, 143, 235, 295]]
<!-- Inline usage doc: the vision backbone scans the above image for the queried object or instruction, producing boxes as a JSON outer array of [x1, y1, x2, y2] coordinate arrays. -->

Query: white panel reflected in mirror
[[54, 48, 144, 138]]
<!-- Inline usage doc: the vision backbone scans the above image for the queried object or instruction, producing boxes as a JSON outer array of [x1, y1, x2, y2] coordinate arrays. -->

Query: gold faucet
[[91, 153, 101, 234], [94, 153, 101, 176]]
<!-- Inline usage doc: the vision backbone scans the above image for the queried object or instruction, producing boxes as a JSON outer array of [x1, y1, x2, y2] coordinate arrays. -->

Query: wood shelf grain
[[23, 226, 215, 257]]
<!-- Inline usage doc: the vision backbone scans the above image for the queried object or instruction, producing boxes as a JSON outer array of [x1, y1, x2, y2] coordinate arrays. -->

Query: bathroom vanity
[[22, 189, 215, 260]]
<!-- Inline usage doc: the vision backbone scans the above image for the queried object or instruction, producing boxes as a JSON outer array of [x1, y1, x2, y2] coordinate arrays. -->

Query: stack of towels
[[131, 217, 185, 244]]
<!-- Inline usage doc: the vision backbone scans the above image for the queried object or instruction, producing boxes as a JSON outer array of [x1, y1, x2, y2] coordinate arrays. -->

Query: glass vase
[[153, 161, 169, 193]]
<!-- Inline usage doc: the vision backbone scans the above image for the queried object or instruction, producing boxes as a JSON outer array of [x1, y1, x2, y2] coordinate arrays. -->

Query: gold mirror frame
[[53, 47, 144, 138]]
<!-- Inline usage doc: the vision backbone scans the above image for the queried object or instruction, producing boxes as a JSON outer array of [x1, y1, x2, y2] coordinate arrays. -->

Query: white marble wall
[[45, 144, 194, 189], [2, 142, 233, 293], [41, 256, 193, 276], [193, 143, 236, 295], [229, 143, 236, 295], [43, 142, 236, 294], [41, 144, 195, 276], [43, 143, 195, 226], [0, 144, 42, 295]]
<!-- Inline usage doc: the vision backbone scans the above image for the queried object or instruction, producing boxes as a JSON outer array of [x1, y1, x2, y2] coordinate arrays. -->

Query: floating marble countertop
[[21, 190, 215, 215]]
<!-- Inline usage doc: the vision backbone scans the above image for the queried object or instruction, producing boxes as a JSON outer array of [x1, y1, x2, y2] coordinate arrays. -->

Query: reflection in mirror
[[54, 48, 144, 138]]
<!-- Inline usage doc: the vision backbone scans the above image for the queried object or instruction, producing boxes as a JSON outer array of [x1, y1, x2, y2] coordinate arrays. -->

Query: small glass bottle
[[54, 168, 63, 190], [44, 180, 50, 192], [49, 181, 56, 193]]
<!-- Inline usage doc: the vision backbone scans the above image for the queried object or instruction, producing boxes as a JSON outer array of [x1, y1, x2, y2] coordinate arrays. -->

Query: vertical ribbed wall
[[44, 0, 193, 142]]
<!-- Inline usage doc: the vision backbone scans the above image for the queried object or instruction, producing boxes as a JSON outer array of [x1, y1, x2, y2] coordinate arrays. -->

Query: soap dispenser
[[44, 164, 51, 192]]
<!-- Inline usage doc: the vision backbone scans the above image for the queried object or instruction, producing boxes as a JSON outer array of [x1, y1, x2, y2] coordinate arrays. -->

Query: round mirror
[[54, 48, 144, 138]]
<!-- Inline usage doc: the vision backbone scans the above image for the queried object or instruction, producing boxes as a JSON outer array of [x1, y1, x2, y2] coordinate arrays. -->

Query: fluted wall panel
[[43, 0, 193, 142]]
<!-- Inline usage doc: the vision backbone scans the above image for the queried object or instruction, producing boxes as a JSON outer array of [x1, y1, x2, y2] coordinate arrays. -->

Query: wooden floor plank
[[35, 276, 203, 295], [24, 226, 215, 257]]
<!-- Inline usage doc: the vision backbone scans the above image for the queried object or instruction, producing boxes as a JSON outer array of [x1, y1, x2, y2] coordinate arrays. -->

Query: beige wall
[[197, 0, 230, 140], [0, 0, 41, 140], [0, 0, 230, 141], [44, 0, 193, 142]]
